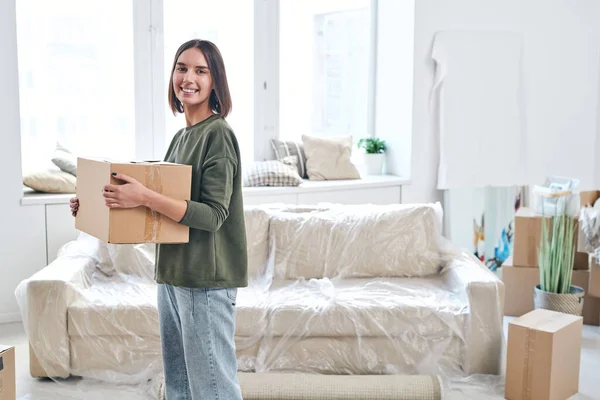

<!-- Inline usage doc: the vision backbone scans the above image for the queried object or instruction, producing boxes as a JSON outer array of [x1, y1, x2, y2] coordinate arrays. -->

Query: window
[[16, 0, 136, 172], [14, 0, 379, 173], [279, 0, 372, 141], [163, 0, 254, 165]]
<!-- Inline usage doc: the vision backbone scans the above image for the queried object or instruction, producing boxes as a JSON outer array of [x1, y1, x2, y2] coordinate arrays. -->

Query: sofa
[[15, 202, 505, 384]]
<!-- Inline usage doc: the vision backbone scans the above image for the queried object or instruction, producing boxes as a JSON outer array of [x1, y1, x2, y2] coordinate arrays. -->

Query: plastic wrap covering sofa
[[15, 202, 505, 384]]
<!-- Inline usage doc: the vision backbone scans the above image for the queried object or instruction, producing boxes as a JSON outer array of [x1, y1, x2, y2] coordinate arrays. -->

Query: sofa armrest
[[15, 255, 93, 378], [441, 252, 505, 375]]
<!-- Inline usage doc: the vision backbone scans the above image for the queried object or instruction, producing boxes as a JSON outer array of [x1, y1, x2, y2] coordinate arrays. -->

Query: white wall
[[408, 0, 600, 204], [0, 0, 47, 324]]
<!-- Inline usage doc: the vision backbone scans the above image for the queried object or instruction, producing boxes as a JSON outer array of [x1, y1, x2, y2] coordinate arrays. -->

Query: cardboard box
[[0, 345, 15, 400], [579, 190, 600, 208], [513, 207, 589, 270], [76, 158, 192, 244], [505, 309, 582, 400], [590, 257, 600, 298], [501, 257, 600, 326]]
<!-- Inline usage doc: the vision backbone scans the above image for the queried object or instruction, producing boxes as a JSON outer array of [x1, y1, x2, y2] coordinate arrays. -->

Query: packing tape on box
[[522, 328, 534, 400], [143, 165, 163, 242]]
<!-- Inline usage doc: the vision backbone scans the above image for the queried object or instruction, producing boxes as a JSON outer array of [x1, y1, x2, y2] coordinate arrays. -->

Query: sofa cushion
[[238, 335, 464, 376], [269, 203, 444, 279], [67, 279, 268, 338], [107, 243, 155, 280], [257, 277, 466, 338], [67, 279, 159, 337]]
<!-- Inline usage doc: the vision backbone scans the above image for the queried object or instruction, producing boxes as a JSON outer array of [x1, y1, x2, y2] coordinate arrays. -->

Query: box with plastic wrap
[[15, 202, 505, 394]]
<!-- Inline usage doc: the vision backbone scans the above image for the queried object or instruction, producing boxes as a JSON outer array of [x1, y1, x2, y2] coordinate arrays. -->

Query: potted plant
[[534, 195, 585, 316], [357, 137, 387, 175]]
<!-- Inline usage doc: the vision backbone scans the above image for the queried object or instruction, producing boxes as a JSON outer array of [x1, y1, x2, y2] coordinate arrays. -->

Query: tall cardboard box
[[76, 158, 192, 244], [501, 257, 600, 326], [505, 309, 582, 400], [513, 207, 589, 270], [0, 345, 16, 400]]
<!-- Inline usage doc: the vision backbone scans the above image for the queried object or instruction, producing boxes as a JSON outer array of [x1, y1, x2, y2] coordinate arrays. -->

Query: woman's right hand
[[70, 197, 79, 217]]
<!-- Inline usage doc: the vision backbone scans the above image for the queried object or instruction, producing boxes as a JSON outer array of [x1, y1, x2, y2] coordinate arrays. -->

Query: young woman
[[71, 39, 247, 400]]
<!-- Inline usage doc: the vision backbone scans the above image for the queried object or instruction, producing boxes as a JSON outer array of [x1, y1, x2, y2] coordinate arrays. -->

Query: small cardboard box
[[76, 158, 192, 244], [505, 309, 582, 400], [513, 207, 589, 270], [0, 345, 16, 400], [501, 257, 600, 326]]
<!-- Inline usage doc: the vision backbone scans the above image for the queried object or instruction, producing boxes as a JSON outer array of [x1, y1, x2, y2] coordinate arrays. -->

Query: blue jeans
[[157, 284, 243, 400]]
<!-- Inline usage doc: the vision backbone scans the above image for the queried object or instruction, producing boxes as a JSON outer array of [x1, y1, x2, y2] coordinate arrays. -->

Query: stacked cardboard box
[[502, 204, 600, 325]]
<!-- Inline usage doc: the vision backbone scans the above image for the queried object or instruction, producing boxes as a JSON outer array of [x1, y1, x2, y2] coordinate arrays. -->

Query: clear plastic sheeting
[[14, 202, 505, 398]]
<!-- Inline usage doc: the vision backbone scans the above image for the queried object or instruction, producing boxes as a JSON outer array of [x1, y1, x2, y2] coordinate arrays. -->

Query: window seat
[[21, 174, 409, 206]]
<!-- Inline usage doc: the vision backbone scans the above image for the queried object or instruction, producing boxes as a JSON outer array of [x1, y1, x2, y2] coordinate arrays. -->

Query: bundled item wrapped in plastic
[[579, 205, 600, 253], [14, 202, 505, 398], [532, 176, 580, 217]]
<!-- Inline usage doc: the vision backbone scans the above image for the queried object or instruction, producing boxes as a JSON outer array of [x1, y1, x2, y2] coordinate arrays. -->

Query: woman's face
[[172, 47, 213, 111]]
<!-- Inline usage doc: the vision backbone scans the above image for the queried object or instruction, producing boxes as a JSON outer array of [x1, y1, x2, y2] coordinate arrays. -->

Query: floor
[[1, 319, 599, 400]]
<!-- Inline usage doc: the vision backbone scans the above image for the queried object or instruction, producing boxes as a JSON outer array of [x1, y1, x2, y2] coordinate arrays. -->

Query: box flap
[[516, 207, 539, 218], [0, 345, 13, 354], [511, 309, 582, 332]]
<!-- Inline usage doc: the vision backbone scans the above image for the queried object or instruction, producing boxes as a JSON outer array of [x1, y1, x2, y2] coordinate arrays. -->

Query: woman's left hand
[[103, 173, 149, 209]]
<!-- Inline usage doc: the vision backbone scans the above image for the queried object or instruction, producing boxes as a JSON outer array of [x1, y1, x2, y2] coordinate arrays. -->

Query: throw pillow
[[243, 156, 303, 187], [270, 139, 308, 178], [51, 142, 78, 176], [302, 135, 361, 180], [23, 169, 77, 193]]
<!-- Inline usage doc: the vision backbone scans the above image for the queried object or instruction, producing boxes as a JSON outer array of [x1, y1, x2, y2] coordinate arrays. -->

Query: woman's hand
[[103, 173, 150, 209], [70, 197, 79, 217]]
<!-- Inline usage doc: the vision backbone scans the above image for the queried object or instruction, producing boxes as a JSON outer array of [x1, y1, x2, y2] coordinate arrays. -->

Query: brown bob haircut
[[168, 39, 232, 117]]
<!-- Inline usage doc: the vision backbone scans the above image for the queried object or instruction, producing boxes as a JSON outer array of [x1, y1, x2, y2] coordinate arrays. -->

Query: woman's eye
[[196, 70, 205, 74], [177, 67, 186, 72]]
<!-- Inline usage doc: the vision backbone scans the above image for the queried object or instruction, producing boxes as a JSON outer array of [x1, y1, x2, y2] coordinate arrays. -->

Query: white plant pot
[[362, 153, 385, 175]]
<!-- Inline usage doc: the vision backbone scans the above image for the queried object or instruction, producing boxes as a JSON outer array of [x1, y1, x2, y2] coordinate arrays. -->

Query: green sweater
[[155, 114, 248, 288]]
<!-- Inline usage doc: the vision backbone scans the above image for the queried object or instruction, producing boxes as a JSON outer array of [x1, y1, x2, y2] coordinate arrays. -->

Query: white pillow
[[269, 203, 444, 279], [23, 169, 76, 193], [302, 135, 361, 180], [51, 142, 78, 176]]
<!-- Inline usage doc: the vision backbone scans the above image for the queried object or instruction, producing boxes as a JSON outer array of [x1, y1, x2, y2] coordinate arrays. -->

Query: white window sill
[[21, 174, 410, 206]]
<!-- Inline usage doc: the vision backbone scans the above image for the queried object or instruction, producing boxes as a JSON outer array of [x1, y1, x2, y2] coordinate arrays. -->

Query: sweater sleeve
[[178, 129, 238, 232]]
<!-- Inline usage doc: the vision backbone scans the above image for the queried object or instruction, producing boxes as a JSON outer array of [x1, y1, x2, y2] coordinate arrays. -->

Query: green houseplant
[[534, 197, 585, 316], [357, 137, 387, 175]]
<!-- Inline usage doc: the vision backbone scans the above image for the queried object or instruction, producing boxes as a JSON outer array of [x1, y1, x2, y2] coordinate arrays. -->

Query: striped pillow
[[243, 156, 303, 187], [271, 139, 308, 178]]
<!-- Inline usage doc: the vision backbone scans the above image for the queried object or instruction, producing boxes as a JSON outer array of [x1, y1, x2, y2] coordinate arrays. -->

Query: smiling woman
[[167, 41, 232, 125]]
